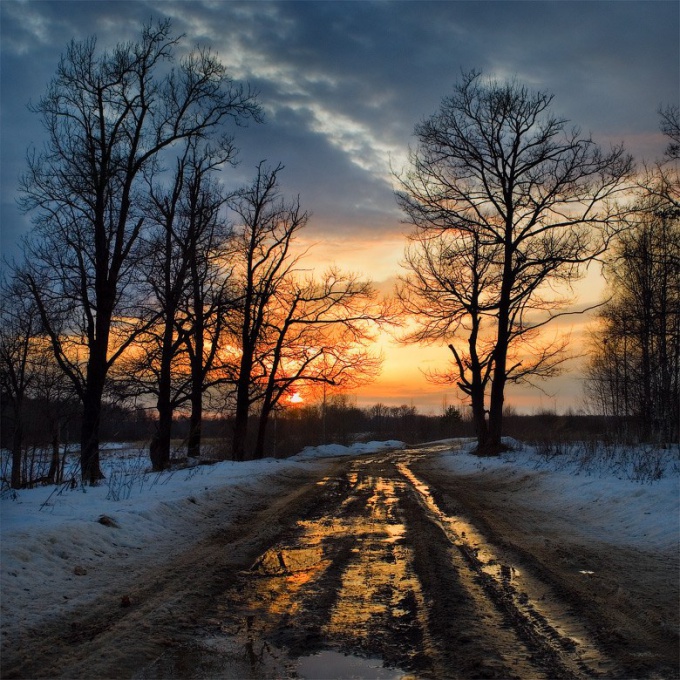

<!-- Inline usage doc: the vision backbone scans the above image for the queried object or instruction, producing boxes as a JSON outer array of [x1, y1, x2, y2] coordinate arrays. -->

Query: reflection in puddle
[[137, 636, 291, 679], [214, 468, 434, 676], [297, 650, 406, 679], [251, 546, 325, 576], [324, 476, 428, 648]]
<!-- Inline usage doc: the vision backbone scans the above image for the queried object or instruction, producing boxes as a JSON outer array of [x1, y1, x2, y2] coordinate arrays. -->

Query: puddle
[[297, 650, 406, 679]]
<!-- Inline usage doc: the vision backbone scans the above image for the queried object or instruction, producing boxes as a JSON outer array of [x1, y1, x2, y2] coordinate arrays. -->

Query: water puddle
[[297, 650, 408, 679], [217, 467, 436, 676]]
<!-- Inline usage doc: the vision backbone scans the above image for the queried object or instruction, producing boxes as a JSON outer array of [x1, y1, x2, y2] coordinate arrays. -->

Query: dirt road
[[3, 444, 677, 679]]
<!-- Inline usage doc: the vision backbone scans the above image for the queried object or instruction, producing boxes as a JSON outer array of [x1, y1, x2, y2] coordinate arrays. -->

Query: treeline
[[3, 390, 631, 490], [0, 396, 469, 466], [0, 21, 388, 488], [585, 154, 680, 443]]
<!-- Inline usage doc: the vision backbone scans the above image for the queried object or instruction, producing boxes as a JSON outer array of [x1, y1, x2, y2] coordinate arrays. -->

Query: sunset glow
[[1, 1, 676, 415]]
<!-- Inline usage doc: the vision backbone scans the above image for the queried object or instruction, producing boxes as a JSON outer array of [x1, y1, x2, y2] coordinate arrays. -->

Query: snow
[[296, 440, 406, 459], [0, 441, 406, 636], [1, 437, 678, 641], [436, 438, 680, 552]]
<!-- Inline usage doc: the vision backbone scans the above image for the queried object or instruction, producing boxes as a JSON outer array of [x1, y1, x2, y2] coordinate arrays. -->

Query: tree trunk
[[487, 374, 506, 453], [464, 316, 489, 452], [80, 290, 111, 484], [470, 385, 488, 451], [150, 317, 176, 470], [232, 391, 248, 462], [187, 287, 204, 459], [232, 354, 253, 462], [10, 412, 23, 490], [187, 380, 202, 459], [80, 395, 103, 485], [47, 421, 60, 483], [253, 405, 272, 460], [486, 249, 513, 456], [150, 396, 173, 471]]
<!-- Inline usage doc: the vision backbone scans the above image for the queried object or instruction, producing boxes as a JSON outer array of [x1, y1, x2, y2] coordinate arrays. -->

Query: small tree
[[252, 267, 384, 458], [586, 168, 679, 443], [659, 104, 680, 160], [19, 20, 260, 483], [0, 277, 39, 488], [397, 71, 633, 454]]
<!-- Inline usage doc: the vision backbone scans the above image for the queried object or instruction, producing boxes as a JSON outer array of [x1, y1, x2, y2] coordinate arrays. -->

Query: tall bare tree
[[115, 138, 234, 469], [19, 21, 260, 483], [178, 147, 236, 460], [398, 71, 633, 454], [227, 163, 307, 461]]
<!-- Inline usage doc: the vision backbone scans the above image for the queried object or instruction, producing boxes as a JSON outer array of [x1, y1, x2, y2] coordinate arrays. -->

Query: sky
[[1, 0, 678, 414]]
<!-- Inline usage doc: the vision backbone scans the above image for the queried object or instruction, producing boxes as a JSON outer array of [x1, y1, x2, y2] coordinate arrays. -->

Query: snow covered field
[[1, 438, 678, 641]]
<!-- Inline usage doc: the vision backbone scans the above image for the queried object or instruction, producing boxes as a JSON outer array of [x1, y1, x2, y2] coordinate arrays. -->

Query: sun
[[288, 392, 304, 404]]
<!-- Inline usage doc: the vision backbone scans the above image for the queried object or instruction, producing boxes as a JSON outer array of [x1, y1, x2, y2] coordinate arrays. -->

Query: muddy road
[[4, 444, 677, 679]]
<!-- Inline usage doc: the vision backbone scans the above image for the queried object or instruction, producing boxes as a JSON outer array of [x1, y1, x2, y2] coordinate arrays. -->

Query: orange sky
[[296, 235, 606, 415]]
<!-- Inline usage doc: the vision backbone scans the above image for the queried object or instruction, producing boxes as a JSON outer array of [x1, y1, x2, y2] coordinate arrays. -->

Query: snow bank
[[2, 440, 393, 634], [296, 440, 406, 459], [436, 442, 680, 553]]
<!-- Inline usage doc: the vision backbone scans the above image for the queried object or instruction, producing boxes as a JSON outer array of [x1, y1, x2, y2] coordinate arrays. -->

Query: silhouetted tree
[[660, 104, 680, 160], [586, 143, 679, 442], [252, 267, 384, 458], [19, 20, 260, 483], [116, 138, 235, 469], [226, 164, 307, 460], [0, 277, 39, 488], [398, 71, 633, 454]]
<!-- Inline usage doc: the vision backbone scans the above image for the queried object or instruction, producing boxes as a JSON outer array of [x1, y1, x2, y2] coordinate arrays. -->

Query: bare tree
[[0, 277, 39, 488], [116, 138, 235, 470], [397, 71, 633, 454], [586, 176, 680, 443], [178, 148, 236, 460], [226, 163, 308, 461], [660, 104, 680, 160], [19, 20, 260, 483], [252, 267, 384, 458], [398, 227, 499, 447]]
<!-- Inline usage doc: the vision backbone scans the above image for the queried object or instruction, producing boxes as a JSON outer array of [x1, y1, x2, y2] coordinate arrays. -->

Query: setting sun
[[288, 392, 304, 404]]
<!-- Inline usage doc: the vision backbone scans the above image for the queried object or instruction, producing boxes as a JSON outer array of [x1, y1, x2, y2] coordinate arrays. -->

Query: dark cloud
[[2, 0, 678, 264]]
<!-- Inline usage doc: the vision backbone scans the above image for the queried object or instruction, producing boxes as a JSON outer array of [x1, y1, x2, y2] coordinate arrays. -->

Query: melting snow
[[1, 438, 677, 638]]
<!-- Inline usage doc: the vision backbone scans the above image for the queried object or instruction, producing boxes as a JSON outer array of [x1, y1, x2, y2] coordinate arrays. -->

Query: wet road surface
[[141, 444, 615, 679]]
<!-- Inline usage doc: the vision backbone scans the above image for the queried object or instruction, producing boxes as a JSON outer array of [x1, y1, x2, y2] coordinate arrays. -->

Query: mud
[[411, 452, 679, 680], [2, 444, 677, 679]]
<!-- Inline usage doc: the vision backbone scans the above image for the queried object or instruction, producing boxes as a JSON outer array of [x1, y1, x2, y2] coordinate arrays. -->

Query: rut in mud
[[143, 445, 615, 679]]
